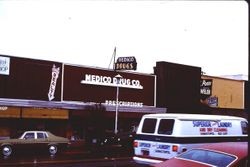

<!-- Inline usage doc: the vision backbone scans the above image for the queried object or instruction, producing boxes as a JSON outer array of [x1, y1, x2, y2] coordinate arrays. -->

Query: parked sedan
[[0, 131, 70, 157], [154, 142, 248, 167]]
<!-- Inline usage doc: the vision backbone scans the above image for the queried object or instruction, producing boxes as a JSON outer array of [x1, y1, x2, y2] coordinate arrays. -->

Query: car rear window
[[178, 149, 236, 167], [142, 118, 157, 133], [158, 119, 175, 135], [37, 132, 47, 139]]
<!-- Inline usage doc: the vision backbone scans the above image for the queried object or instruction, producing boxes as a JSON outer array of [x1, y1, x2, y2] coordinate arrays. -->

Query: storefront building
[[1, 55, 247, 140], [153, 61, 247, 118], [200, 74, 247, 119], [201, 75, 245, 109], [0, 55, 166, 139]]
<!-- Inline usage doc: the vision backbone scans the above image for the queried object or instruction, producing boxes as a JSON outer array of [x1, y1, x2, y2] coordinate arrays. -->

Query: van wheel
[[2, 145, 12, 157], [48, 145, 58, 155]]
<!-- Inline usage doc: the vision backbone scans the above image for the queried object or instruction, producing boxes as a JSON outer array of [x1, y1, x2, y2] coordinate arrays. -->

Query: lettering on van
[[139, 142, 151, 148], [193, 121, 232, 135], [193, 121, 232, 127], [155, 150, 170, 154], [155, 144, 171, 154]]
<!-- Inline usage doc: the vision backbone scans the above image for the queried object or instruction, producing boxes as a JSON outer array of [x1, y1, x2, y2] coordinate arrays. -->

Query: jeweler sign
[[200, 79, 213, 99], [115, 56, 137, 70]]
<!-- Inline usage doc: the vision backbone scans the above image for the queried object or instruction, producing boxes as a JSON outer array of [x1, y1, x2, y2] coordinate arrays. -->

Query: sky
[[0, 0, 248, 77]]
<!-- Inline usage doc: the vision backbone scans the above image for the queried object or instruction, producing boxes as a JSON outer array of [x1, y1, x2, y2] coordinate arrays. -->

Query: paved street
[[0, 147, 150, 167]]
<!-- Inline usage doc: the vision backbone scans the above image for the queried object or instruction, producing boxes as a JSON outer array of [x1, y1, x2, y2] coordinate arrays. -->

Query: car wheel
[[2, 145, 12, 157], [48, 145, 58, 155]]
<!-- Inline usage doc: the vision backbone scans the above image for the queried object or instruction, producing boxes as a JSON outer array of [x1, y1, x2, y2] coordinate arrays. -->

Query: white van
[[133, 113, 248, 165]]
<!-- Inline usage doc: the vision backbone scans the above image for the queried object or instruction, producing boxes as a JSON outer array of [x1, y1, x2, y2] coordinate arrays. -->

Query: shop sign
[[115, 56, 137, 70], [81, 74, 143, 89], [200, 79, 212, 99], [63, 65, 156, 107], [207, 96, 218, 107], [48, 64, 60, 101], [0, 106, 20, 118], [0, 106, 8, 111], [0, 56, 10, 75], [105, 100, 143, 107], [22, 108, 68, 119]]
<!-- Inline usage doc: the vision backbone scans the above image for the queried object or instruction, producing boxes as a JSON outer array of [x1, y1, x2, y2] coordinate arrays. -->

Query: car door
[[36, 132, 49, 149], [19, 132, 36, 152]]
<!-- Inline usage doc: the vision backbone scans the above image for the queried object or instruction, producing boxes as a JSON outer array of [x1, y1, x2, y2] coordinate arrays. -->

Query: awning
[[0, 98, 166, 114]]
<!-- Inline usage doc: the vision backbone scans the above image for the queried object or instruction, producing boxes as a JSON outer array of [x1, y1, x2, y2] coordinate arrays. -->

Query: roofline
[[64, 62, 156, 77], [143, 113, 247, 121], [202, 75, 247, 82], [1, 54, 155, 76]]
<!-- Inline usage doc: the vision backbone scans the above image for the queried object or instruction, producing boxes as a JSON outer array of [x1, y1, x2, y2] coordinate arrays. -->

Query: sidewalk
[[64, 144, 134, 159]]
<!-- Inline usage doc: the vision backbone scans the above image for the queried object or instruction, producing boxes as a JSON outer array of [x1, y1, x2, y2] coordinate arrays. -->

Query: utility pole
[[108, 47, 116, 69], [114, 74, 122, 134]]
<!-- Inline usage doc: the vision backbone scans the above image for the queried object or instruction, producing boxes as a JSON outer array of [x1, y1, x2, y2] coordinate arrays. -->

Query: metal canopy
[[0, 98, 166, 113]]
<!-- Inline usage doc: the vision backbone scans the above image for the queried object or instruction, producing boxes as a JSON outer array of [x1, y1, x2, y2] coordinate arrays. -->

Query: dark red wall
[[154, 61, 201, 113], [0, 55, 62, 101]]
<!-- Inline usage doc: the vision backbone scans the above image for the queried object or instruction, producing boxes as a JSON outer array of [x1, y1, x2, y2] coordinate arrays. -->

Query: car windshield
[[178, 149, 236, 167]]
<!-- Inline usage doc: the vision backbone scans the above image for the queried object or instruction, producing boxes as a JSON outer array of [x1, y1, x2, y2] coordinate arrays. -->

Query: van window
[[158, 119, 175, 135], [241, 121, 248, 135], [142, 118, 157, 133]]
